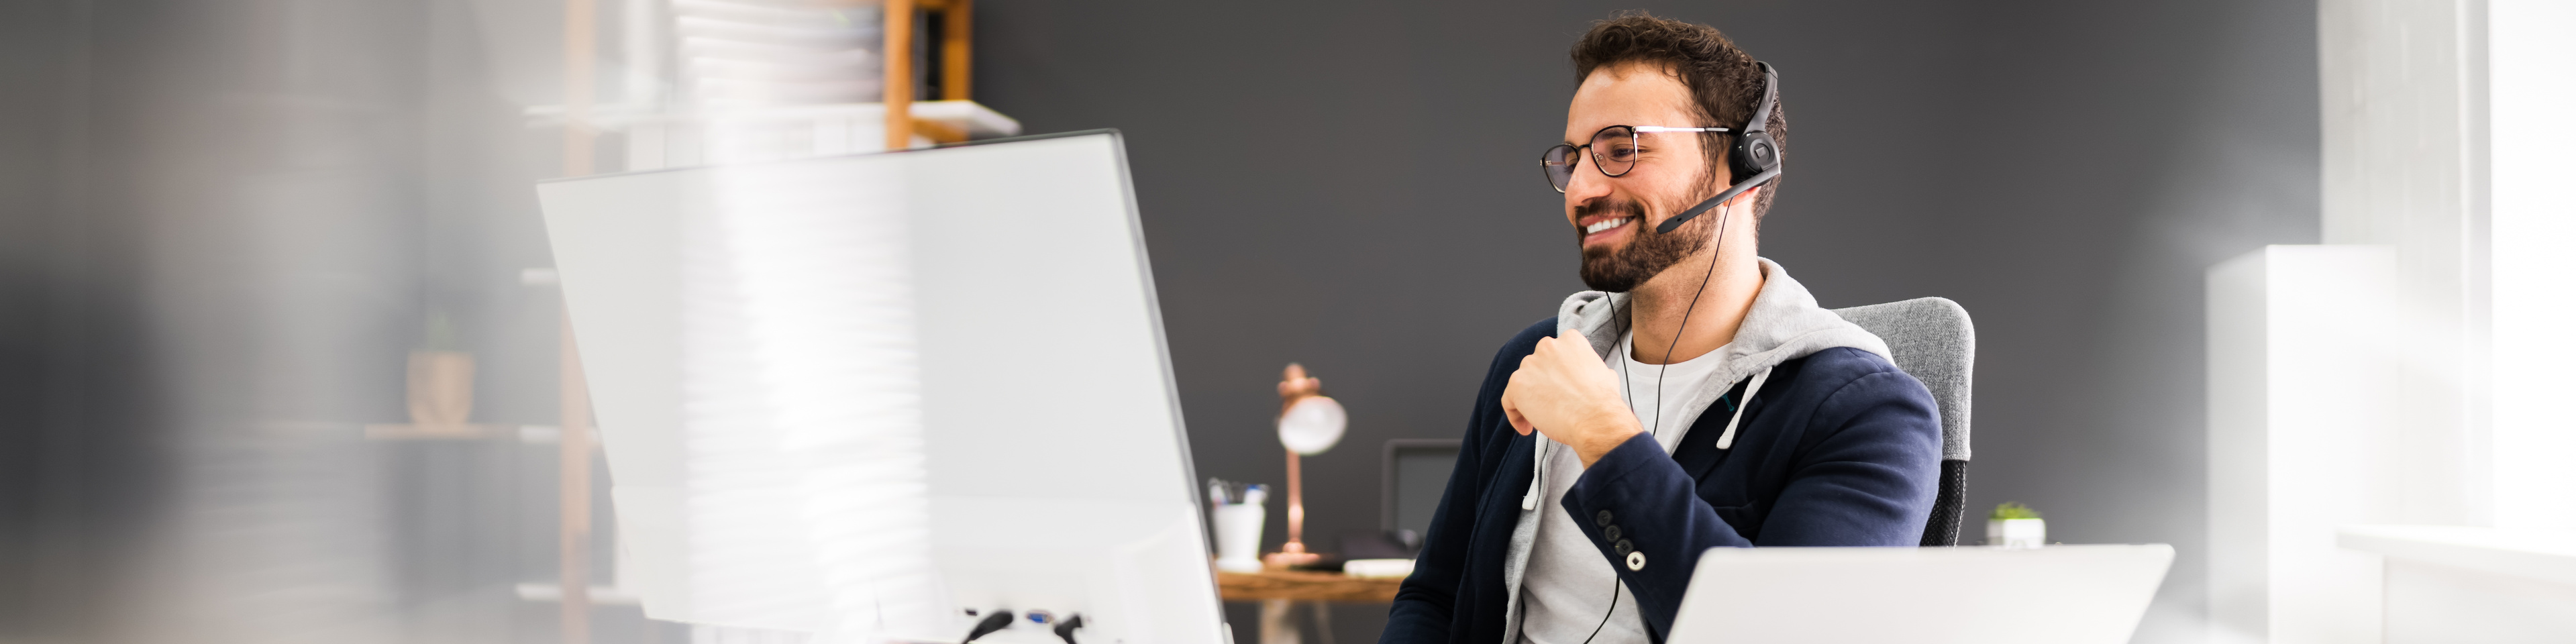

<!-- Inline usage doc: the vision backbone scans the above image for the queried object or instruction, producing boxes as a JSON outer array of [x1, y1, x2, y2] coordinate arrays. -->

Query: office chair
[[1384, 299, 1973, 547], [1831, 297, 1975, 547]]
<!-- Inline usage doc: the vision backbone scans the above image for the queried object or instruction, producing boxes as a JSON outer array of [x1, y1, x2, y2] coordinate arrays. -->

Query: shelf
[[2339, 525, 2576, 586], [527, 100, 1021, 169], [515, 582, 643, 606], [523, 101, 1019, 140], [362, 423, 568, 444]]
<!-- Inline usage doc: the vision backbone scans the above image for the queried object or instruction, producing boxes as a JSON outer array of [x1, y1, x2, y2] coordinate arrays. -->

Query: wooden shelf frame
[[884, 0, 974, 148]]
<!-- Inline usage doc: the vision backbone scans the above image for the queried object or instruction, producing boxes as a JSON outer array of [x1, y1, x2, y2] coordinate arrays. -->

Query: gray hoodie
[[1493, 258, 1892, 643]]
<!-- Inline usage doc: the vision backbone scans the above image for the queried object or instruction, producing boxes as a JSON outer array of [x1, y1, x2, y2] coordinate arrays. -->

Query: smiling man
[[1379, 13, 1942, 644]]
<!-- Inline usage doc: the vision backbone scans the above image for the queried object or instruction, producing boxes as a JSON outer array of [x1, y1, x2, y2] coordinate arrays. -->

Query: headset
[[1578, 61, 1782, 644], [1653, 61, 1782, 235]]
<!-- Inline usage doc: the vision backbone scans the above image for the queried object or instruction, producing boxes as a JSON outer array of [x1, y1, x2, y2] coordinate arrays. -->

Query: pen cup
[[1214, 504, 1266, 573]]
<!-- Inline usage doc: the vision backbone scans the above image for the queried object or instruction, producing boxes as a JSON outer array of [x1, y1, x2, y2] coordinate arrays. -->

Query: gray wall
[[974, 1, 2318, 642]]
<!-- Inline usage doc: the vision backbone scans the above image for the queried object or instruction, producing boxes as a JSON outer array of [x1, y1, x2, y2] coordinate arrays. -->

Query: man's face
[[1562, 62, 1722, 292]]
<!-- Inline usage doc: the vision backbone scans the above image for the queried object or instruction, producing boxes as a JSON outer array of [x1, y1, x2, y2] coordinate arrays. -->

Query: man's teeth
[[1585, 218, 1630, 234]]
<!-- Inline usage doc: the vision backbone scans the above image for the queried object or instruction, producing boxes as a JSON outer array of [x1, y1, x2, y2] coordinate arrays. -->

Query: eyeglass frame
[[1540, 125, 1731, 194]]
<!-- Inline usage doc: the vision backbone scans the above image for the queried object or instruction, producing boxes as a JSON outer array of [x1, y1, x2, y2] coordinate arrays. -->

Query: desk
[[1217, 570, 1402, 644], [1217, 570, 1402, 602]]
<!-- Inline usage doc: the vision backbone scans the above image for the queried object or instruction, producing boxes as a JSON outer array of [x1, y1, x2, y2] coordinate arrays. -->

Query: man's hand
[[1501, 329, 1643, 468]]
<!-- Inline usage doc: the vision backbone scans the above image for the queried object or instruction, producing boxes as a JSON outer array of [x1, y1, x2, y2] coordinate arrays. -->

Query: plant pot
[[407, 350, 475, 427], [1987, 518, 2045, 549]]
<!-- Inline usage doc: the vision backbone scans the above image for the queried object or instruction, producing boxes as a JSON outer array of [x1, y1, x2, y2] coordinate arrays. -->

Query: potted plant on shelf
[[407, 312, 476, 434], [1986, 502, 2045, 549]]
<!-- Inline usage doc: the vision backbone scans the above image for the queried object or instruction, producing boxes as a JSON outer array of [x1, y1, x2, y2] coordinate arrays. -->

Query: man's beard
[[1576, 193, 1714, 292]]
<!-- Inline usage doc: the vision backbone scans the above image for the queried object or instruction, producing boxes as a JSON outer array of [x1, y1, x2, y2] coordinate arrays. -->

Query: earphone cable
[[1614, 297, 1635, 429], [1651, 193, 1733, 443], [1576, 186, 1738, 644], [1576, 576, 1621, 644]]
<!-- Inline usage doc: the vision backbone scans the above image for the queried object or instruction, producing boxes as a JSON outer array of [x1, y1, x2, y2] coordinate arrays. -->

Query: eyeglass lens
[[1539, 125, 1640, 193]]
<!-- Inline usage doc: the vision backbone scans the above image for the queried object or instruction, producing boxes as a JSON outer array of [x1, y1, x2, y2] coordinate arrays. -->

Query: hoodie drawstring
[[1521, 440, 1546, 510], [1714, 366, 1773, 449]]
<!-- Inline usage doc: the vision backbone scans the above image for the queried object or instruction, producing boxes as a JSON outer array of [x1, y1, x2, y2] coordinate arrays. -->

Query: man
[[1380, 13, 1941, 644]]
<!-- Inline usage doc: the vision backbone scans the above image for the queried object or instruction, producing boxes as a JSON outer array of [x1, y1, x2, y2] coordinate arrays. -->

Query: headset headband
[[1744, 62, 1778, 138]]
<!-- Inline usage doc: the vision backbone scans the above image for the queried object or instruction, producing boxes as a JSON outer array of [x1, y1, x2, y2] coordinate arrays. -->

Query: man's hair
[[1570, 11, 1786, 217]]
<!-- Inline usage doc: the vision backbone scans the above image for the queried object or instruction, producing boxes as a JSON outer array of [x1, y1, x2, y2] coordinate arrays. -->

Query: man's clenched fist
[[1500, 329, 1643, 468]]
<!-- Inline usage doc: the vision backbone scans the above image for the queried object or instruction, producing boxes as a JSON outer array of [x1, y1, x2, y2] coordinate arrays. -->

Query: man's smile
[[1580, 216, 1634, 244]]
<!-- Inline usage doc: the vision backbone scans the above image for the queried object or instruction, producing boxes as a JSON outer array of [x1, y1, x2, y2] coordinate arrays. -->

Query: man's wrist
[[1573, 410, 1642, 468]]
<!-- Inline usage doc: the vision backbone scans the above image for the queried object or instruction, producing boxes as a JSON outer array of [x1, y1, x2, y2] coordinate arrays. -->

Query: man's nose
[[1563, 158, 1616, 208]]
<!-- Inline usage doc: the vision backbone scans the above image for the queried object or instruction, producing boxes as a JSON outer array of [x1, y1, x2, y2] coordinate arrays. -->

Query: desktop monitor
[[1382, 439, 1461, 539], [537, 131, 1221, 644]]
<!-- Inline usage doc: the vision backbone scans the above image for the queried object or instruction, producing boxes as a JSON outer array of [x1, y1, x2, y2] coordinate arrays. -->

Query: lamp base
[[1257, 548, 1319, 569], [1263, 541, 1323, 568], [1261, 551, 1322, 568]]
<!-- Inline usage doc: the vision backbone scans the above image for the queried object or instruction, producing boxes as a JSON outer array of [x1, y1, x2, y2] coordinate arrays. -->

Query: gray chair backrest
[[1831, 297, 1973, 546]]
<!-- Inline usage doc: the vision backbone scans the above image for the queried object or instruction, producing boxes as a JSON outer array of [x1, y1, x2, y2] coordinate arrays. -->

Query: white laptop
[[1665, 544, 2173, 643]]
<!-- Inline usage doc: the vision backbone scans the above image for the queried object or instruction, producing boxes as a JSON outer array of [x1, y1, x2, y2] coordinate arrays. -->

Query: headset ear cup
[[1731, 131, 1778, 180]]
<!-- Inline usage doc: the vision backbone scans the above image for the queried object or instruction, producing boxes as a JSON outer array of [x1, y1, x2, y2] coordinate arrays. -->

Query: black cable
[[1577, 576, 1622, 644], [962, 610, 1014, 643], [1613, 297, 1635, 427], [1653, 197, 1730, 440], [1578, 180, 1739, 644], [1564, 127, 1751, 643], [1052, 613, 1085, 644]]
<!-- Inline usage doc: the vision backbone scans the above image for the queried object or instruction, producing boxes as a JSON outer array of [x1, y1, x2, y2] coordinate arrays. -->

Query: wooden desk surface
[[1217, 569, 1403, 603]]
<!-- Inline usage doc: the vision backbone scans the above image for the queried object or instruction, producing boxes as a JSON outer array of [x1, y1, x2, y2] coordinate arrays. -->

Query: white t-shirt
[[1612, 331, 1728, 449], [1516, 331, 1727, 644]]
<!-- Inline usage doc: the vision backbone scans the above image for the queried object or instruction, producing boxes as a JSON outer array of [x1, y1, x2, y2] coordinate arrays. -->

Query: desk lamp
[[1264, 363, 1345, 568]]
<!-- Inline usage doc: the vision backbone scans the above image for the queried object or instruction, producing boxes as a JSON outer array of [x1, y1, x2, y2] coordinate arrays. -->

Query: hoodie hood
[[1554, 257, 1890, 433]]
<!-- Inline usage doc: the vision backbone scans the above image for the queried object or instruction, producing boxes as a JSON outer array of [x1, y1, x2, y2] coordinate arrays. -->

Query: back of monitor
[[1665, 544, 2173, 644], [538, 132, 1221, 644]]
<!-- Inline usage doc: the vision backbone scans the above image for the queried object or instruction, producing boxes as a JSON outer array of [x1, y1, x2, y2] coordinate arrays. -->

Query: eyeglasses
[[1540, 125, 1729, 193]]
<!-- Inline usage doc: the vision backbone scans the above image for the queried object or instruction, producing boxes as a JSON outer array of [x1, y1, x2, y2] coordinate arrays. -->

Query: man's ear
[[1726, 186, 1763, 208]]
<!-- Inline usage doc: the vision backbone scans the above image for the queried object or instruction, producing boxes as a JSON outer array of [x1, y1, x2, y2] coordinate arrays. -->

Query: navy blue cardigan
[[1379, 317, 1941, 644]]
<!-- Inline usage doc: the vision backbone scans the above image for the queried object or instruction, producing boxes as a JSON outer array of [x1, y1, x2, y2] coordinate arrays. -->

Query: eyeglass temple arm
[[1545, 127, 1731, 157]]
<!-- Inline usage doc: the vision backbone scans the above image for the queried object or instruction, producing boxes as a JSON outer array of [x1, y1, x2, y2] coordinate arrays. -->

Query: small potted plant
[[1986, 502, 2045, 549], [407, 312, 476, 433]]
